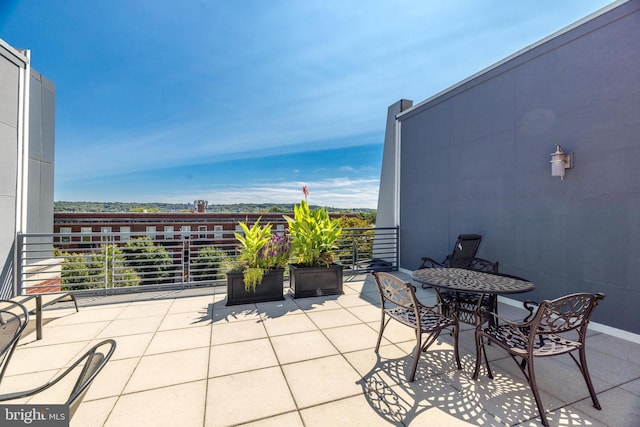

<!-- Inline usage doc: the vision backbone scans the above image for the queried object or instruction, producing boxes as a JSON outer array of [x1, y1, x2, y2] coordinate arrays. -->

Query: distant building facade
[[53, 212, 290, 249]]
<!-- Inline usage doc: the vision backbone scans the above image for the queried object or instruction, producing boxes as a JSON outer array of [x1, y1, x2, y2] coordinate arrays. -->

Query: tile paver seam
[[105, 296, 178, 412], [253, 301, 307, 425], [92, 296, 176, 427], [201, 295, 216, 427], [290, 293, 413, 423]]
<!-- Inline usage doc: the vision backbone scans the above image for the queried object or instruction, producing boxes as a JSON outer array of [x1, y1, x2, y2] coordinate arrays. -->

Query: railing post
[[180, 242, 185, 285], [104, 243, 109, 290], [352, 231, 358, 272], [182, 239, 188, 286], [15, 232, 24, 297], [395, 226, 400, 270], [110, 242, 115, 290]]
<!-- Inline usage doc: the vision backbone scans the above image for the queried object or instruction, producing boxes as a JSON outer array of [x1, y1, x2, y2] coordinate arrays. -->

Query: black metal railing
[[16, 227, 398, 295]]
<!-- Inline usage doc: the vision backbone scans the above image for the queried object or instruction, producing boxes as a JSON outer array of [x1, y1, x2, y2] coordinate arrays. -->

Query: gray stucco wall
[[0, 40, 55, 298], [0, 41, 24, 298], [396, 1, 640, 333], [27, 69, 56, 236], [376, 99, 412, 230]]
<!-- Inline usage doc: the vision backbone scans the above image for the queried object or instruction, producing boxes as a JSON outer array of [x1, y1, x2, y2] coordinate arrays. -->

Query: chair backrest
[[446, 234, 482, 266], [0, 339, 115, 418], [0, 300, 29, 385], [531, 293, 605, 336], [66, 339, 116, 418], [372, 272, 416, 310]]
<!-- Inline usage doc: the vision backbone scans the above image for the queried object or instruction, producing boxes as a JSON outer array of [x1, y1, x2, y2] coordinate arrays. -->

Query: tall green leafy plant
[[284, 200, 342, 267], [234, 218, 273, 292]]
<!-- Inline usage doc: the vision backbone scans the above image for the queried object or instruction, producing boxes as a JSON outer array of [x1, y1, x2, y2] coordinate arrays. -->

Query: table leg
[[36, 295, 43, 340]]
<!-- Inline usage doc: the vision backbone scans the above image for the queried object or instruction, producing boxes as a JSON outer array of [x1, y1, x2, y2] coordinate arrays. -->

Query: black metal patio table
[[411, 267, 535, 325]]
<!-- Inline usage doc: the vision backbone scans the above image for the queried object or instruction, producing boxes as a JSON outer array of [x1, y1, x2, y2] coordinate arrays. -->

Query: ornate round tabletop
[[412, 268, 534, 294]]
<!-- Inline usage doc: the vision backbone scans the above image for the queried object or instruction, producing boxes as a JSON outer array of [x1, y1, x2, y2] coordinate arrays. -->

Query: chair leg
[[409, 330, 422, 382], [483, 342, 493, 379], [0, 344, 18, 385], [441, 302, 451, 318], [71, 294, 79, 312], [375, 314, 388, 353], [488, 295, 498, 328], [472, 332, 483, 380], [420, 329, 441, 353], [577, 347, 602, 410], [473, 332, 492, 380], [526, 358, 549, 427], [452, 323, 461, 370], [36, 295, 43, 340]]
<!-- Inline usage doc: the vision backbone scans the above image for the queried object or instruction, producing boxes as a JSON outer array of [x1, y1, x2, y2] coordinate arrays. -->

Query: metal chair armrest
[[476, 307, 532, 330], [418, 300, 442, 312], [420, 302, 455, 317], [433, 301, 457, 319], [0, 385, 48, 402], [419, 257, 446, 269], [523, 300, 539, 322], [475, 306, 501, 327]]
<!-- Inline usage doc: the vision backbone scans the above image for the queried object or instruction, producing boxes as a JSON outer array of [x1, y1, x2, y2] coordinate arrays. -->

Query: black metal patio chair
[[0, 300, 29, 386], [472, 292, 605, 426], [0, 339, 116, 419], [372, 272, 461, 382], [418, 234, 482, 288]]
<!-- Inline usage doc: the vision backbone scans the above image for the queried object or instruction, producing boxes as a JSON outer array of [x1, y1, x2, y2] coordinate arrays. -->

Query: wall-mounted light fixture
[[550, 144, 572, 180]]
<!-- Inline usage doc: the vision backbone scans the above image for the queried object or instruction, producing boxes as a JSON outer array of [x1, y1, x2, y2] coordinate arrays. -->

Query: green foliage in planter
[[234, 218, 273, 291], [284, 200, 342, 267], [242, 267, 265, 292]]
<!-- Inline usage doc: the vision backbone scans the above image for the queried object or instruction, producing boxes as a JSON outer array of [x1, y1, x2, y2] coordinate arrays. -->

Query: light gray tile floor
[[3, 273, 639, 426]]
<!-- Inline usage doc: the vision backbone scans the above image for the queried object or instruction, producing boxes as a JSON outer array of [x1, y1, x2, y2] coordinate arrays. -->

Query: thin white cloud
[[55, 3, 571, 178], [154, 177, 380, 209]]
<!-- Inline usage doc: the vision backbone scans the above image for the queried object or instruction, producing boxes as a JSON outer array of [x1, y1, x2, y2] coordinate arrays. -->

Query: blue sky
[[0, 0, 615, 208]]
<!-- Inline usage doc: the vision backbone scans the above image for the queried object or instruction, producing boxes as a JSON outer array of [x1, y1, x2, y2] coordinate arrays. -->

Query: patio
[[4, 272, 639, 426]]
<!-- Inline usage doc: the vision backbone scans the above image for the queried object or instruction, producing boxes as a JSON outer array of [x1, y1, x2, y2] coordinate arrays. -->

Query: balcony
[[4, 271, 639, 426]]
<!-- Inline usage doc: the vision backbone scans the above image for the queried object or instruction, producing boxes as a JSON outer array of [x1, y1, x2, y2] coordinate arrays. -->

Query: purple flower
[[259, 233, 292, 269]]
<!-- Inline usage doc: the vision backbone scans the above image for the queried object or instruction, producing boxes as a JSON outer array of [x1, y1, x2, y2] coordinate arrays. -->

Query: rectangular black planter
[[226, 269, 285, 306], [289, 263, 343, 298]]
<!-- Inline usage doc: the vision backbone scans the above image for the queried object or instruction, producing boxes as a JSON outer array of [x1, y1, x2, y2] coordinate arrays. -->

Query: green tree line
[[54, 201, 376, 218]]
